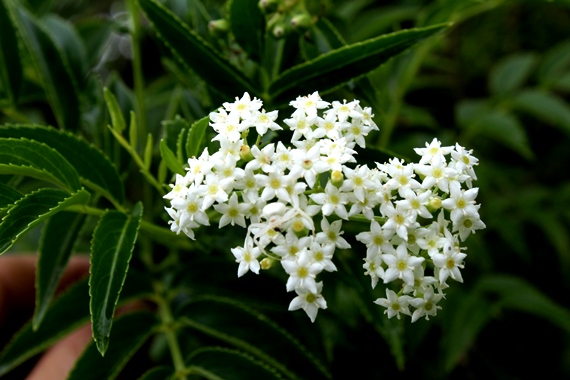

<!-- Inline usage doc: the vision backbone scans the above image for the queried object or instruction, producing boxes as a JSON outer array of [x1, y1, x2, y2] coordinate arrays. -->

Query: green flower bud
[[240, 144, 254, 162], [208, 19, 229, 38], [290, 13, 312, 31], [330, 169, 344, 187], [260, 257, 274, 270]]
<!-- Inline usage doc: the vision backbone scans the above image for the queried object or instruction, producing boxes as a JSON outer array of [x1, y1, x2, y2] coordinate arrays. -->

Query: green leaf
[[186, 115, 209, 159], [537, 40, 570, 87], [0, 137, 81, 191], [68, 312, 158, 380], [137, 366, 173, 380], [0, 125, 124, 204], [34, 211, 87, 329], [42, 15, 88, 90], [0, 269, 152, 377], [477, 274, 570, 334], [160, 139, 186, 175], [300, 18, 345, 61], [104, 87, 127, 133], [0, 182, 21, 211], [138, 0, 257, 99], [0, 0, 22, 104], [178, 296, 331, 380], [0, 188, 90, 255], [441, 290, 495, 372], [186, 347, 283, 380], [489, 53, 536, 97], [14, 7, 80, 130], [228, 0, 264, 61], [90, 202, 143, 356], [457, 103, 534, 160], [511, 89, 570, 136], [268, 23, 448, 101]]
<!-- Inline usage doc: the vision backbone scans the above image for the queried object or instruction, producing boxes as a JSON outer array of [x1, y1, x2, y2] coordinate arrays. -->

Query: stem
[[127, 0, 147, 149], [154, 283, 188, 380]]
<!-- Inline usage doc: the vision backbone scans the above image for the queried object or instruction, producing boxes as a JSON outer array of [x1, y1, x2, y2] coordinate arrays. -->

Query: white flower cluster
[[164, 92, 485, 323]]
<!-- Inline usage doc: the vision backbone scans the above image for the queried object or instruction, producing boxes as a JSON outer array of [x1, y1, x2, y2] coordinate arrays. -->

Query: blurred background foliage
[[1, 0, 570, 378]]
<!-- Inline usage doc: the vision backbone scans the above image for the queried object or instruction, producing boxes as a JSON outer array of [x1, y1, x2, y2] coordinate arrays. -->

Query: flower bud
[[290, 13, 311, 31], [428, 195, 442, 212], [330, 170, 344, 187], [208, 19, 229, 38], [240, 144, 254, 162], [272, 23, 289, 38], [260, 257, 274, 270], [258, 0, 279, 14]]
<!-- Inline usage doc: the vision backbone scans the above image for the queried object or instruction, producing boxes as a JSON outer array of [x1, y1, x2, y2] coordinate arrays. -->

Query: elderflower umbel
[[163, 91, 485, 323]]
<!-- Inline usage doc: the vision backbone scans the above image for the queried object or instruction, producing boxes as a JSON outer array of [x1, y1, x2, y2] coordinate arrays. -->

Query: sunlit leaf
[[90, 202, 143, 355], [0, 125, 124, 204], [0, 137, 81, 191], [0, 188, 90, 255], [68, 312, 158, 380], [186, 115, 209, 159], [34, 211, 87, 329], [160, 139, 186, 175], [268, 23, 448, 101]]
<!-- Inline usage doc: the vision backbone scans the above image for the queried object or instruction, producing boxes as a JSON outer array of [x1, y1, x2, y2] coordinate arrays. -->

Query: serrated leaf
[[268, 23, 448, 101], [68, 312, 157, 380], [0, 270, 153, 377], [14, 7, 80, 130], [228, 0, 264, 61], [186, 116, 209, 159], [160, 139, 185, 175], [90, 202, 143, 355], [511, 89, 570, 136], [186, 347, 283, 380], [178, 296, 331, 380], [477, 274, 570, 334], [458, 107, 533, 160], [0, 137, 81, 191], [138, 0, 257, 99], [137, 366, 173, 380], [0, 188, 90, 254], [0, 0, 22, 104], [0, 182, 22, 211], [0, 125, 124, 204], [34, 211, 87, 329], [489, 53, 536, 97]]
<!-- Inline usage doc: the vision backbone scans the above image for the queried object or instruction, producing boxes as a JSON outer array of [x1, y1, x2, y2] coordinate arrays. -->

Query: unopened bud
[[258, 0, 279, 14], [260, 257, 274, 270], [290, 13, 311, 31], [240, 144, 253, 162], [428, 195, 442, 211], [330, 170, 344, 187], [208, 19, 229, 38], [272, 23, 288, 38]]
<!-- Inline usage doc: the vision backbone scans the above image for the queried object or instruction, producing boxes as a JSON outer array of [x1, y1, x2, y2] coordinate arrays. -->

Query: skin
[[0, 255, 91, 380]]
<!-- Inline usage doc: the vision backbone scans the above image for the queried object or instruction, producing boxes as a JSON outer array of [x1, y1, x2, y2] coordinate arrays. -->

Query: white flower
[[288, 281, 327, 323], [289, 144, 329, 188], [356, 220, 394, 257], [231, 236, 262, 277], [316, 218, 350, 249], [281, 249, 323, 294], [453, 212, 486, 241], [382, 244, 425, 286], [246, 144, 275, 173], [363, 252, 385, 289], [374, 289, 412, 319], [223, 92, 262, 120], [410, 287, 443, 322], [414, 138, 453, 165], [340, 165, 374, 202], [290, 91, 329, 117], [252, 109, 281, 135], [310, 182, 349, 220], [284, 112, 317, 141], [441, 182, 480, 225], [309, 240, 337, 272], [214, 192, 249, 228], [432, 240, 467, 285]]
